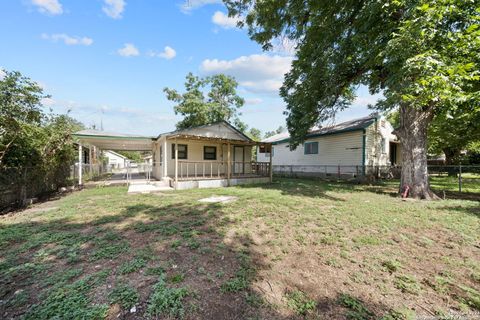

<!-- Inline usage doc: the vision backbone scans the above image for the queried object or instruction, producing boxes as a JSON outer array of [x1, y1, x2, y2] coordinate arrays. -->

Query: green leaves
[[225, 0, 480, 148], [164, 72, 247, 131]]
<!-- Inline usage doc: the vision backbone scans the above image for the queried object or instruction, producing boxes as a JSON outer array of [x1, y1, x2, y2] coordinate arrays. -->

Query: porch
[[72, 122, 273, 191]]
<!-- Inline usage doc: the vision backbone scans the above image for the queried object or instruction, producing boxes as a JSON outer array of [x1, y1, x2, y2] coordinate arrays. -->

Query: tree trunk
[[396, 105, 438, 200]]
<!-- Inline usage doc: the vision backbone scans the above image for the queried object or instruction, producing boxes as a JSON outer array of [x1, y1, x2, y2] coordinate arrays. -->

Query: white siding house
[[257, 115, 401, 177], [103, 150, 128, 169], [74, 121, 273, 189]]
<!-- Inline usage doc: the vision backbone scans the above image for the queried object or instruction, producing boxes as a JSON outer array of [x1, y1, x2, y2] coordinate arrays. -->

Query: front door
[[233, 146, 244, 174]]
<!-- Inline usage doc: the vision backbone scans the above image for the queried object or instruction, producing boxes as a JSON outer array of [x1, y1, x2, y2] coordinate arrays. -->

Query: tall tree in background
[[428, 103, 480, 165], [225, 0, 480, 199], [164, 73, 247, 131], [264, 126, 286, 139]]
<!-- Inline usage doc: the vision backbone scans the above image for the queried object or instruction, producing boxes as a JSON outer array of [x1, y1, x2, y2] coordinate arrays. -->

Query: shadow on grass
[[436, 205, 480, 219], [0, 198, 293, 319], [238, 178, 346, 201]]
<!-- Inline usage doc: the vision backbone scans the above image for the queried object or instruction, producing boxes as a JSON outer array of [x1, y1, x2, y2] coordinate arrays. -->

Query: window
[[304, 142, 318, 154], [259, 145, 272, 153], [381, 138, 386, 153], [203, 146, 217, 160], [171, 144, 188, 159]]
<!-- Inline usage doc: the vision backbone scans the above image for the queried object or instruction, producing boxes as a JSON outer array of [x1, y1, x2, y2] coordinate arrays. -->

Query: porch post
[[163, 138, 168, 179], [269, 143, 273, 182], [174, 139, 178, 190], [78, 144, 83, 186], [227, 142, 231, 186]]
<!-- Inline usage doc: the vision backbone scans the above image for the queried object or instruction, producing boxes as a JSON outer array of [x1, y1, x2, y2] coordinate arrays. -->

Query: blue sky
[[0, 0, 380, 136]]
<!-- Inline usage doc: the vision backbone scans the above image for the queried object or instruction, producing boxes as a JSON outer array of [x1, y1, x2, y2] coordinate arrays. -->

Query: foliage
[[147, 274, 189, 318], [428, 102, 480, 163], [286, 290, 317, 316], [115, 151, 143, 163], [264, 126, 286, 139], [164, 72, 247, 131], [0, 70, 45, 166], [24, 271, 109, 319], [338, 293, 374, 320], [0, 70, 84, 199], [394, 275, 422, 295], [108, 283, 139, 309], [118, 258, 146, 274], [246, 127, 262, 141], [225, 0, 480, 197]]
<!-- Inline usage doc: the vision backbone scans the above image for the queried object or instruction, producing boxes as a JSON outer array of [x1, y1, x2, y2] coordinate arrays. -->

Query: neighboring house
[[73, 121, 272, 189], [257, 115, 401, 177], [103, 150, 128, 169], [143, 155, 153, 165]]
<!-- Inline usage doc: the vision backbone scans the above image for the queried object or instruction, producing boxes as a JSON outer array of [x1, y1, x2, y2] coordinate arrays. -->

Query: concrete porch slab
[[127, 184, 173, 194]]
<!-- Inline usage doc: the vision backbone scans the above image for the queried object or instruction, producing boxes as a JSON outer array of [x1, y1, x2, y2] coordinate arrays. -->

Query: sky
[[0, 0, 381, 137]]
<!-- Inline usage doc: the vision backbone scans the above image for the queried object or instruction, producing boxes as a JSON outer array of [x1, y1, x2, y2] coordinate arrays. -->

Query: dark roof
[[263, 115, 378, 144]]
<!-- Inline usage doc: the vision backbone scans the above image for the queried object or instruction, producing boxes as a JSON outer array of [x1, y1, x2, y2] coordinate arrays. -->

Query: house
[[257, 115, 401, 178], [103, 150, 128, 169], [73, 121, 272, 190]]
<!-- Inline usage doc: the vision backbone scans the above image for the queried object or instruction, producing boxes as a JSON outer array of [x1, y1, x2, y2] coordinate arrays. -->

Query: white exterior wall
[[152, 139, 163, 180], [151, 138, 252, 179], [365, 119, 397, 166], [258, 130, 364, 166], [104, 151, 127, 169]]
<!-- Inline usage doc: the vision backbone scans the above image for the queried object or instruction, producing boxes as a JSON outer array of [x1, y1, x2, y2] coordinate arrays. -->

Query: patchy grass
[[108, 282, 139, 309], [0, 178, 479, 319], [147, 274, 189, 318], [286, 290, 317, 316]]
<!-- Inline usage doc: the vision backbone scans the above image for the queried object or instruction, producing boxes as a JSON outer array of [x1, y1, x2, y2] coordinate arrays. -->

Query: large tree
[[164, 73, 247, 131], [0, 70, 45, 167], [428, 103, 480, 165], [225, 0, 480, 199]]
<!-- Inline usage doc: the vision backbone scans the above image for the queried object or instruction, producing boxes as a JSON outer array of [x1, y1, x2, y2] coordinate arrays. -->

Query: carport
[[72, 129, 155, 186]]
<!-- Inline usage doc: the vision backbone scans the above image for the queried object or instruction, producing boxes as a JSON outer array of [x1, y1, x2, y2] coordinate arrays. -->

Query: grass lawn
[[0, 178, 479, 319]]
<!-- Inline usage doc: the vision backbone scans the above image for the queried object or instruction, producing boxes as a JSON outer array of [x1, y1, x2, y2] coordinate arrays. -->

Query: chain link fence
[[273, 164, 480, 193], [0, 163, 108, 213]]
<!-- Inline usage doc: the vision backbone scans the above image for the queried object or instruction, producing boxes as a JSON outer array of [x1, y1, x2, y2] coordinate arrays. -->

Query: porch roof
[[165, 133, 271, 146], [73, 129, 155, 151]]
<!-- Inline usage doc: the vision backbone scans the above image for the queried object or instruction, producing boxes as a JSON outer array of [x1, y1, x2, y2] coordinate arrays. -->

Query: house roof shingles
[[263, 115, 377, 144]]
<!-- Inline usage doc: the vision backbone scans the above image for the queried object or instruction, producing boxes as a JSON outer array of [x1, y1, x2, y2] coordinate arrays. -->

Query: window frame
[[203, 146, 217, 160], [304, 141, 319, 155], [171, 144, 188, 160]]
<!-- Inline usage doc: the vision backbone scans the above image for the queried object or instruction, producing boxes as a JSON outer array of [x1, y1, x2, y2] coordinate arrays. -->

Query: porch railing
[[176, 161, 270, 180]]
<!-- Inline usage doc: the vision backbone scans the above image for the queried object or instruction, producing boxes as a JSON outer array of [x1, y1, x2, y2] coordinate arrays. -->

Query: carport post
[[174, 139, 178, 190], [269, 144, 273, 182], [163, 139, 168, 178], [78, 144, 83, 186]]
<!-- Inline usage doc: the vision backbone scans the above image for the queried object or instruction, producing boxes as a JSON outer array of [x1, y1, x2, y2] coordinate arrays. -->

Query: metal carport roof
[[73, 129, 155, 151]]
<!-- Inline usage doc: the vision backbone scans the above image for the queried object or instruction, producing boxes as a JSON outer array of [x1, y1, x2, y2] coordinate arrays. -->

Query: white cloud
[[41, 97, 56, 107], [200, 54, 293, 94], [0, 69, 5, 80], [41, 33, 93, 46], [212, 11, 241, 29], [148, 46, 177, 60], [31, 0, 63, 15], [180, 0, 221, 13], [103, 0, 126, 19], [353, 94, 382, 106], [117, 43, 139, 57], [245, 98, 263, 105]]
